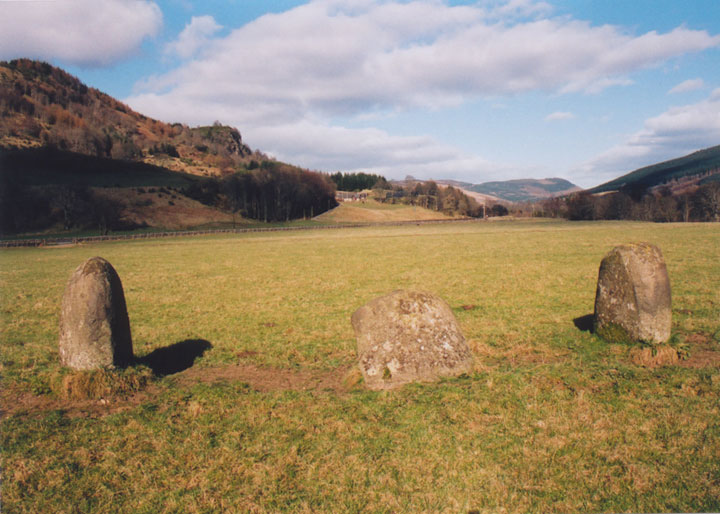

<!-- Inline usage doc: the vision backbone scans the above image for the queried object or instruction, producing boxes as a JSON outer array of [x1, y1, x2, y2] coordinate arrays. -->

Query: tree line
[[329, 172, 388, 191], [529, 181, 720, 222], [372, 180, 488, 218], [184, 161, 337, 223], [0, 180, 135, 236], [0, 159, 338, 236]]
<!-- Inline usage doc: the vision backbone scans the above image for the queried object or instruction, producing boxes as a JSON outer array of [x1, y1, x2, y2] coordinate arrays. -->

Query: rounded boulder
[[351, 290, 474, 390], [594, 242, 672, 344]]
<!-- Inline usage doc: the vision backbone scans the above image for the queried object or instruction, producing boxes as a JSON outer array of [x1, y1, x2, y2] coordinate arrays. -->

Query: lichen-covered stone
[[351, 290, 474, 390], [59, 257, 133, 369], [594, 242, 671, 344]]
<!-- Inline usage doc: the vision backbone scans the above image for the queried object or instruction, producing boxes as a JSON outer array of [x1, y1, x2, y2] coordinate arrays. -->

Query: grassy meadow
[[1, 219, 719, 513]]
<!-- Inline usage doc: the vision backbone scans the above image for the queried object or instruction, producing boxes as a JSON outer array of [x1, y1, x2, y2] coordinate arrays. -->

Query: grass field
[[1, 219, 719, 513]]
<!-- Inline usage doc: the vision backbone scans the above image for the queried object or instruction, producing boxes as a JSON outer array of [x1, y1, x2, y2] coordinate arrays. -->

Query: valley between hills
[[2, 58, 719, 239]]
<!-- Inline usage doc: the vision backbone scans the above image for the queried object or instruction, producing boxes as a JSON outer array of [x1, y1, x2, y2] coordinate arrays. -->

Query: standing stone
[[594, 242, 672, 344], [351, 290, 474, 390], [59, 257, 133, 369]]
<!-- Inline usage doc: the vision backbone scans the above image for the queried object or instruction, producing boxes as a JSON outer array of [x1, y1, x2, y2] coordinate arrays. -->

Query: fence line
[[0, 218, 479, 248]]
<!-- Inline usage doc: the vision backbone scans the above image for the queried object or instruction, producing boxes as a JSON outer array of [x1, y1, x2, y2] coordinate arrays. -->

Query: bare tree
[[694, 182, 720, 221]]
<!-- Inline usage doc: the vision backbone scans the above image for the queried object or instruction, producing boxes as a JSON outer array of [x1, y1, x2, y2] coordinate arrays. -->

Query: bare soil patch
[[0, 383, 161, 419], [679, 332, 720, 369], [1, 364, 354, 419], [173, 364, 351, 392], [623, 332, 720, 369]]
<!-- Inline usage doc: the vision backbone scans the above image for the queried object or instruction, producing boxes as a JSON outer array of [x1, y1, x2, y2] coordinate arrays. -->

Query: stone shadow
[[139, 339, 213, 376], [573, 314, 595, 333]]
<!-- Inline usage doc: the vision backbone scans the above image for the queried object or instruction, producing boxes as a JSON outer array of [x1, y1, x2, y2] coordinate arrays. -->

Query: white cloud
[[577, 89, 720, 187], [545, 111, 575, 121], [165, 15, 222, 59], [247, 119, 511, 181], [124, 0, 720, 183], [668, 78, 705, 94], [129, 0, 720, 117], [0, 0, 162, 67]]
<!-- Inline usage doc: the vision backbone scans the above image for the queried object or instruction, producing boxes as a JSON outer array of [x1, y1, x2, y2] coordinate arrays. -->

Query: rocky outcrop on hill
[[0, 59, 260, 176]]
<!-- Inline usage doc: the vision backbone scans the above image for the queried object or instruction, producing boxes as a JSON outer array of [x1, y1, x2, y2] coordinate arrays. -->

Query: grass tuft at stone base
[[51, 366, 153, 400], [340, 366, 364, 391], [629, 345, 680, 368]]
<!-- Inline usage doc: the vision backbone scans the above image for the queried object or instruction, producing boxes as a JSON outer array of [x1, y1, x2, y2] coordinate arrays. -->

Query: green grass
[[2, 220, 719, 512]]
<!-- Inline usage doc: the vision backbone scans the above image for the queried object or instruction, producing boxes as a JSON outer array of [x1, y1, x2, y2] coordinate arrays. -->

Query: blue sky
[[2, 0, 719, 187]]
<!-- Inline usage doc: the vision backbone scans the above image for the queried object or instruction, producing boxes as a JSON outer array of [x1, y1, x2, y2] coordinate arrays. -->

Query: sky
[[1, 0, 719, 188]]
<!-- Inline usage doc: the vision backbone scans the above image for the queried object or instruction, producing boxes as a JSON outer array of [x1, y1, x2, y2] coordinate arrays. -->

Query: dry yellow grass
[[314, 199, 457, 223], [96, 188, 235, 230]]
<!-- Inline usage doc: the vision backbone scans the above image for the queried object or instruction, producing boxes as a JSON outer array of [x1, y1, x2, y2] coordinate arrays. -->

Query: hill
[[0, 59, 342, 235], [588, 145, 720, 195], [435, 179, 475, 189], [393, 176, 580, 203], [0, 146, 197, 188], [0, 58, 263, 177], [391, 176, 504, 205], [468, 177, 580, 202]]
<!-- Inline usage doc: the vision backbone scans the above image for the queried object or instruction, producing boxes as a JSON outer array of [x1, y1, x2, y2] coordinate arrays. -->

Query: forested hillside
[[589, 145, 720, 195], [0, 59, 338, 235], [535, 145, 720, 222], [0, 58, 261, 174]]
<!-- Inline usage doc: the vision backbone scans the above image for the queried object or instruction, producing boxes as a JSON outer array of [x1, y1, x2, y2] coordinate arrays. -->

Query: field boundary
[[0, 217, 479, 248]]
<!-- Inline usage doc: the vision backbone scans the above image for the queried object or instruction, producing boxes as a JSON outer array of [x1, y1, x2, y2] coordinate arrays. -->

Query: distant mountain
[[588, 145, 720, 196], [390, 176, 504, 204], [0, 58, 263, 179], [468, 178, 580, 203], [390, 176, 579, 204], [397, 176, 475, 190], [435, 179, 475, 189]]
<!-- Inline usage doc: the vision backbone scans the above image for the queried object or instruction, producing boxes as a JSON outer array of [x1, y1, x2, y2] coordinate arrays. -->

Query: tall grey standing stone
[[594, 242, 672, 344], [59, 257, 133, 369], [351, 290, 474, 390]]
